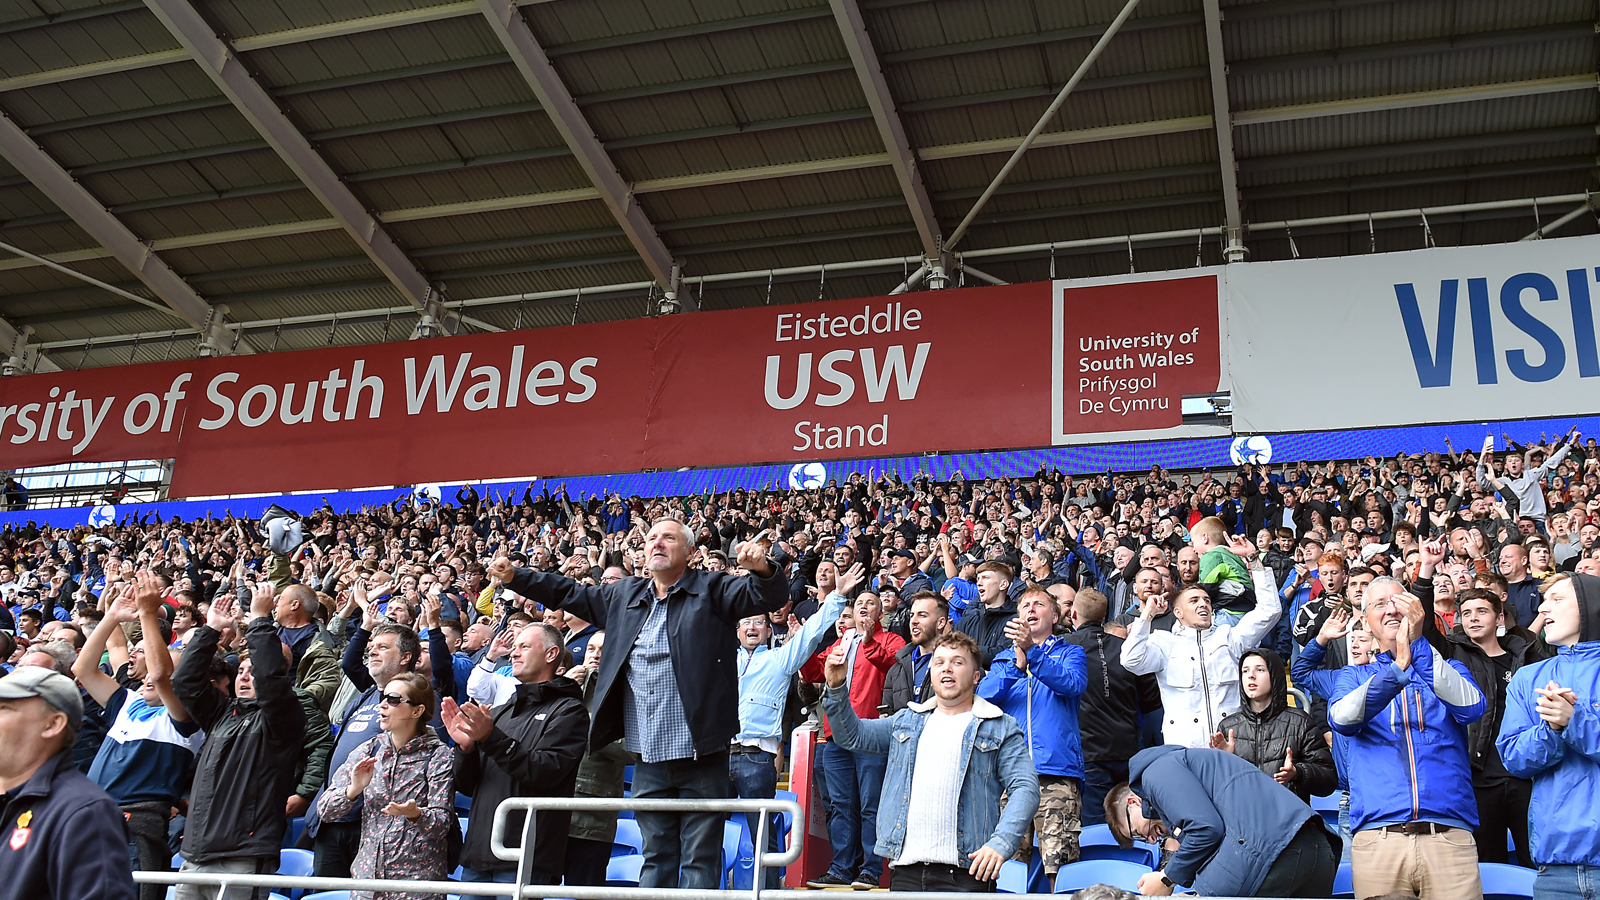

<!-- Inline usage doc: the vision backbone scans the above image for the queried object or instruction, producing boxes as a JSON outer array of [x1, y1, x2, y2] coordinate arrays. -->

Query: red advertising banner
[[1052, 276, 1223, 437], [0, 277, 1221, 497]]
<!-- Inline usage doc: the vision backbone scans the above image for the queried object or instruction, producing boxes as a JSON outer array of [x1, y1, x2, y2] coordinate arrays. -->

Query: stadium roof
[[0, 0, 1592, 370]]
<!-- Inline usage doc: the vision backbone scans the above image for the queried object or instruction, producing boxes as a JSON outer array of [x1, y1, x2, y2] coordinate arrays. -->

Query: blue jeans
[[1338, 792, 1351, 863], [821, 740, 887, 880], [1080, 760, 1129, 827], [729, 748, 783, 888], [632, 751, 732, 889], [1537, 865, 1600, 900]]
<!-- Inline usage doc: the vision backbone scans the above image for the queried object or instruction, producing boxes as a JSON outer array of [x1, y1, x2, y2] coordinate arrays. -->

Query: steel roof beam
[[1200, 0, 1243, 257], [1233, 74, 1598, 125], [28, 192, 1592, 355], [474, 0, 678, 295], [829, 0, 940, 259], [142, 0, 442, 323], [0, 108, 248, 354], [2, 112, 1587, 279], [1229, 21, 1597, 76]]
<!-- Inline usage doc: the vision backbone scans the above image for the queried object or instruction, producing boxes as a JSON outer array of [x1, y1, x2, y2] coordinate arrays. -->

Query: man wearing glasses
[[1330, 576, 1485, 899], [1104, 745, 1338, 896]]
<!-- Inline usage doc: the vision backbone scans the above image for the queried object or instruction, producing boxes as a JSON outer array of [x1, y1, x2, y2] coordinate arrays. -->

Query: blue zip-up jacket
[[1496, 642, 1600, 865], [977, 636, 1088, 779], [822, 682, 1039, 862], [1289, 639, 1349, 792], [1329, 635, 1485, 832]]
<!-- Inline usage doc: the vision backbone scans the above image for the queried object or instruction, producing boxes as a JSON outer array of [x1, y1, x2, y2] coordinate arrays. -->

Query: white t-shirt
[[894, 709, 975, 867]]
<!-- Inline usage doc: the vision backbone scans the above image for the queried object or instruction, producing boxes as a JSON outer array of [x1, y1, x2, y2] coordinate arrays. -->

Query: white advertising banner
[[1226, 233, 1600, 433]]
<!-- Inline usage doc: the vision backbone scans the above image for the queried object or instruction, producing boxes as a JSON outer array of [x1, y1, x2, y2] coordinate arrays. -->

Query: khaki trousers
[[1351, 826, 1483, 900]]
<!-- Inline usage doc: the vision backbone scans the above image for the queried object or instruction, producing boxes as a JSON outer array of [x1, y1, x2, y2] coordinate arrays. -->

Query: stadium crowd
[[1, 428, 1599, 899]]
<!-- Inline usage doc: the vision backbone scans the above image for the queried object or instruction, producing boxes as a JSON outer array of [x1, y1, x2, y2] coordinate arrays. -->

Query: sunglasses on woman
[[379, 693, 419, 707]]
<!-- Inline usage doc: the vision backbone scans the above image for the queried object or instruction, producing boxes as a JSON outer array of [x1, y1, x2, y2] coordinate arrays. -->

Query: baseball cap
[[890, 549, 916, 561], [0, 667, 83, 721]]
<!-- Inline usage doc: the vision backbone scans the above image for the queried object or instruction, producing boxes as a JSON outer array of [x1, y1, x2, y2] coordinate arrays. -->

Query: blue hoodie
[[1496, 571, 1600, 865], [977, 635, 1087, 779], [1329, 636, 1485, 832]]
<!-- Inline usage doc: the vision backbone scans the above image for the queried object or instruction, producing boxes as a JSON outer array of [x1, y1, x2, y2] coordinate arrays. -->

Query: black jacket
[[173, 618, 306, 863], [0, 750, 135, 900], [1443, 630, 1551, 780], [456, 676, 589, 874], [1213, 648, 1336, 803], [879, 643, 932, 714], [507, 564, 788, 755], [954, 599, 1018, 667], [1063, 623, 1161, 762]]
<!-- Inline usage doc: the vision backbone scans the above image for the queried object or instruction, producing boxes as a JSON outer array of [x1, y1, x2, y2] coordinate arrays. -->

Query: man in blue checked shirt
[[977, 585, 1088, 888], [732, 563, 863, 886]]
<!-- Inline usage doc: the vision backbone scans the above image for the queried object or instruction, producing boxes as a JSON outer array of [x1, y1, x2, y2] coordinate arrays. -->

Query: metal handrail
[[129, 794, 806, 899], [491, 796, 804, 900]]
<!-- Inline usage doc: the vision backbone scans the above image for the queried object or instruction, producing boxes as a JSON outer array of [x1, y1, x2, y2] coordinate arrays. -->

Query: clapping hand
[[1537, 681, 1579, 731], [382, 799, 421, 821], [1274, 748, 1298, 785], [440, 697, 494, 753], [347, 757, 376, 799], [1208, 729, 1236, 754]]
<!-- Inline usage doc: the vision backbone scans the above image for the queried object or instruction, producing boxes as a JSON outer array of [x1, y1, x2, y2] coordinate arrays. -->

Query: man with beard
[[882, 592, 951, 714]]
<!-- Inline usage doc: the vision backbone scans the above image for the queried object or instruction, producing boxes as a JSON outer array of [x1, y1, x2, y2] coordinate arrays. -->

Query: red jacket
[[802, 625, 905, 738]]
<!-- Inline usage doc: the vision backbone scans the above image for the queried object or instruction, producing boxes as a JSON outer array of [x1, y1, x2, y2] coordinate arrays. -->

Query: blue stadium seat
[[1481, 862, 1536, 900], [998, 859, 1029, 894], [1332, 861, 1354, 899], [283, 815, 305, 848], [606, 854, 644, 887], [301, 893, 351, 900], [276, 848, 314, 900], [613, 817, 643, 856], [1052, 859, 1153, 893], [1310, 792, 1342, 830], [1078, 822, 1160, 868], [455, 791, 472, 812], [722, 820, 743, 888]]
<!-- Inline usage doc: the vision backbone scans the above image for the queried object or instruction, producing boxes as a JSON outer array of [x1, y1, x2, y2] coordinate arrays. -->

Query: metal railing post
[[752, 809, 770, 900]]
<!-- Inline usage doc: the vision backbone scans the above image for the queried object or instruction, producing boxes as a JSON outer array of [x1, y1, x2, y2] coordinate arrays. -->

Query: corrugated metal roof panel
[[613, 113, 884, 182], [1234, 90, 1598, 159], [0, 6, 175, 78], [114, 187, 332, 240]]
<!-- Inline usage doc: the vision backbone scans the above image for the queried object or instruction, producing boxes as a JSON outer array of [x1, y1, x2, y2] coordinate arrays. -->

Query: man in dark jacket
[[1064, 588, 1160, 825], [1109, 745, 1338, 897], [0, 667, 136, 900], [1444, 588, 1549, 867], [171, 583, 306, 900], [880, 592, 948, 714], [1212, 648, 1336, 804], [444, 621, 588, 890], [954, 561, 1018, 665], [486, 520, 786, 890]]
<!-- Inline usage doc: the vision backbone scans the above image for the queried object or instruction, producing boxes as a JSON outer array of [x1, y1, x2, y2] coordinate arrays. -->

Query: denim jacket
[[822, 682, 1040, 862]]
